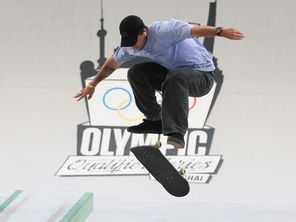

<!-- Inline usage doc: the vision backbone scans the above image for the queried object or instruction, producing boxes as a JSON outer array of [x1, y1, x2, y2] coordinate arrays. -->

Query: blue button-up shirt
[[113, 19, 215, 72]]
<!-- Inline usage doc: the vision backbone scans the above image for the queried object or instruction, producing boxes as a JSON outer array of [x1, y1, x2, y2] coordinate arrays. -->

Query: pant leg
[[161, 68, 214, 135], [127, 62, 168, 121]]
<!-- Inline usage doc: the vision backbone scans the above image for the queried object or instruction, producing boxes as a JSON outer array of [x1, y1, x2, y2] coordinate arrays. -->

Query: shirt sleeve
[[168, 19, 193, 44], [112, 47, 135, 65]]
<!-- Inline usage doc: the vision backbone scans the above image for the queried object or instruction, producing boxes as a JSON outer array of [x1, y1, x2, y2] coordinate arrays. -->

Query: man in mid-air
[[75, 15, 244, 148]]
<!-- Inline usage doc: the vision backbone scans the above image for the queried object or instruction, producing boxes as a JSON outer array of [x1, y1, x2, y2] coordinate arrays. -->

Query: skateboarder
[[75, 15, 244, 148]]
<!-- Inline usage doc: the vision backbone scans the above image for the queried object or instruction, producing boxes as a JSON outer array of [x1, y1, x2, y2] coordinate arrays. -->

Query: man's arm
[[191, 26, 244, 40], [74, 57, 120, 101], [88, 57, 119, 87]]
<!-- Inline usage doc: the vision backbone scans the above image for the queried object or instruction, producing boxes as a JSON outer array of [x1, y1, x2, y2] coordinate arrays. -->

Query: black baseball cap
[[119, 15, 145, 47]]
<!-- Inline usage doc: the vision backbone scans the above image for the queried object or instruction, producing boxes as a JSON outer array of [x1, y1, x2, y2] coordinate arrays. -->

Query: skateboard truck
[[154, 141, 162, 149], [179, 168, 186, 176], [154, 141, 186, 177]]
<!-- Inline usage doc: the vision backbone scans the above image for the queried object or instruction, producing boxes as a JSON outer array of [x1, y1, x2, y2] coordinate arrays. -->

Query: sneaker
[[127, 119, 162, 134], [167, 133, 185, 148]]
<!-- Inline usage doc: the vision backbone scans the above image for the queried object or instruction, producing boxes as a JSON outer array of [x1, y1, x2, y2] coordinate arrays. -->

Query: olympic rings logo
[[102, 87, 197, 122], [189, 97, 197, 110], [103, 87, 132, 111], [102, 87, 144, 121]]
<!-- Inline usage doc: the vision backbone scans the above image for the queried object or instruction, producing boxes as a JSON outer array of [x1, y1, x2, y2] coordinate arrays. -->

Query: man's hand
[[220, 28, 245, 40], [74, 57, 119, 102], [74, 86, 95, 101]]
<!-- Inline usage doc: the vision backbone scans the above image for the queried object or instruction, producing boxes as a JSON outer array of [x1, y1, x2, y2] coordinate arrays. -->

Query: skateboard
[[131, 142, 190, 197]]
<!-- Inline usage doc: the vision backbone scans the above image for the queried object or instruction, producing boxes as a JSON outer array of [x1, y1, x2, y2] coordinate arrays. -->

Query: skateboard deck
[[131, 145, 190, 197]]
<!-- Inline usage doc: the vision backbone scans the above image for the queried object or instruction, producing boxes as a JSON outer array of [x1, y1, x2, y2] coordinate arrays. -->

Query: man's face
[[132, 29, 147, 50]]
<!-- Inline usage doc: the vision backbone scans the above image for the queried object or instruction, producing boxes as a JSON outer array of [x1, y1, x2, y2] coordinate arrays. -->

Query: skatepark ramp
[[0, 190, 93, 222]]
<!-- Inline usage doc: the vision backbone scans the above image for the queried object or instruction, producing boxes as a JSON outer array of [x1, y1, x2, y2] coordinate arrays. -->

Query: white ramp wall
[[0, 0, 296, 208]]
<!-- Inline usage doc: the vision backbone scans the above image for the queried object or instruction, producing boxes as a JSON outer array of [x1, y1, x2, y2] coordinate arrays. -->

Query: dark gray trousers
[[127, 62, 214, 136]]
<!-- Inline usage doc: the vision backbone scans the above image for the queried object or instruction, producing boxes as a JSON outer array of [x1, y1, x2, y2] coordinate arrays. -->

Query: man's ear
[[143, 28, 148, 36]]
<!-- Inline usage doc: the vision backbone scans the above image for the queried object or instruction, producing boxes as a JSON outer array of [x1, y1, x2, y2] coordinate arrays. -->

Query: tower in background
[[97, 0, 107, 68]]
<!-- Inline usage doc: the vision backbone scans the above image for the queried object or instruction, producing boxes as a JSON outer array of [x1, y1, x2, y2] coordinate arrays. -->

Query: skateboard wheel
[[154, 141, 162, 148], [179, 168, 186, 176]]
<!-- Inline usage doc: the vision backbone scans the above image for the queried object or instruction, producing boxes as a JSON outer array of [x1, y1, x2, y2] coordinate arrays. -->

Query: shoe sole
[[127, 129, 162, 134], [167, 140, 184, 149]]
